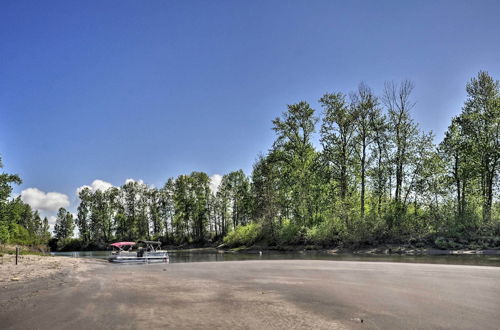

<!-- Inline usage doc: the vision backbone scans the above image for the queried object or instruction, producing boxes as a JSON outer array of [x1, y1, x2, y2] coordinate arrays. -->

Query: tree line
[[1, 71, 499, 250], [71, 170, 252, 249], [0, 157, 51, 246]]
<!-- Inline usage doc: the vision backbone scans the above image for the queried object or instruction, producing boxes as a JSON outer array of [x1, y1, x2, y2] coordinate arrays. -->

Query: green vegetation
[[0, 156, 51, 246], [1, 71, 499, 251], [223, 222, 262, 247]]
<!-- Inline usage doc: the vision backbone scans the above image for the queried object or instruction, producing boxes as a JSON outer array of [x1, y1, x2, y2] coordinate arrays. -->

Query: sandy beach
[[1, 258, 499, 329], [0, 255, 94, 284]]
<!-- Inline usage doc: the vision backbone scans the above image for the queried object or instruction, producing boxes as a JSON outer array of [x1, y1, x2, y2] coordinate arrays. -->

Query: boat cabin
[[136, 240, 162, 257]]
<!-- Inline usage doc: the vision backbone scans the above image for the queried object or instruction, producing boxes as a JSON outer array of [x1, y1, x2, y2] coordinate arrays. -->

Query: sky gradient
[[1, 0, 500, 221]]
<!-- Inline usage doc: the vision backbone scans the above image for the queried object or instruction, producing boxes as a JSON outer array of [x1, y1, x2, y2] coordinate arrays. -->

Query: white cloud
[[125, 178, 144, 185], [76, 179, 114, 195], [21, 188, 70, 212], [209, 174, 223, 194], [47, 215, 57, 225]]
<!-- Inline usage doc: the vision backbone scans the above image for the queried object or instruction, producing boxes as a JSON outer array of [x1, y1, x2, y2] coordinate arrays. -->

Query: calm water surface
[[51, 249, 500, 267]]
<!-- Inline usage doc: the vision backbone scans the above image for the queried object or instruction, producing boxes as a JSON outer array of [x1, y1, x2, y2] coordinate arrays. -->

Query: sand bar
[[1, 258, 499, 329]]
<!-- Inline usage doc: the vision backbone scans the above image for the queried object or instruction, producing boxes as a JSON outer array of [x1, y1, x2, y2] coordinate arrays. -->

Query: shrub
[[305, 217, 344, 246], [277, 219, 305, 245], [51, 237, 85, 251], [433, 237, 463, 250], [223, 222, 262, 247], [10, 224, 32, 245], [0, 225, 10, 244]]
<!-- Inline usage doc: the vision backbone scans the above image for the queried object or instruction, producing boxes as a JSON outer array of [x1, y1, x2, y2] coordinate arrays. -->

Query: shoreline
[[176, 245, 500, 256], [2, 243, 497, 288], [9, 240, 495, 255], [3, 246, 498, 289]]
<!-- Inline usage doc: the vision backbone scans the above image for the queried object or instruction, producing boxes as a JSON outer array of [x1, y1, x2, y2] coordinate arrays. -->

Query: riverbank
[[221, 243, 500, 256], [1, 258, 500, 329]]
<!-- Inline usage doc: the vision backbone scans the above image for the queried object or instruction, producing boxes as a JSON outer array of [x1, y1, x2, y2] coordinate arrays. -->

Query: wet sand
[[1, 259, 499, 329]]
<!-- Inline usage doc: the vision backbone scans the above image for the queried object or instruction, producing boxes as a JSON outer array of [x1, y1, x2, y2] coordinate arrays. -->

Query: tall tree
[[219, 170, 252, 230], [272, 101, 318, 226], [122, 181, 140, 240], [459, 71, 500, 222], [53, 208, 74, 240], [440, 117, 474, 220], [41, 217, 51, 242], [173, 175, 191, 242], [136, 184, 150, 240], [190, 172, 210, 243], [77, 188, 92, 244], [369, 107, 390, 216], [351, 83, 379, 218], [383, 80, 419, 210], [320, 92, 357, 202], [251, 154, 281, 240], [403, 132, 436, 213], [160, 178, 175, 240]]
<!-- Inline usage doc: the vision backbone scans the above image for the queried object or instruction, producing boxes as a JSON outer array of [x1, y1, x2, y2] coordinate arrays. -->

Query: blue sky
[[1, 0, 500, 220]]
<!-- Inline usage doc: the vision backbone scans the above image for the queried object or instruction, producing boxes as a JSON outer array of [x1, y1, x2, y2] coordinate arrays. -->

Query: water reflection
[[51, 249, 500, 267]]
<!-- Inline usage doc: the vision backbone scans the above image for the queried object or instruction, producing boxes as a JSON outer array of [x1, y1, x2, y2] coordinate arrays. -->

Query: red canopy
[[110, 242, 136, 247]]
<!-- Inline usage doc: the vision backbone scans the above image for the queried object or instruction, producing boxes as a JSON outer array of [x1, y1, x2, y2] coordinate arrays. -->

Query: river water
[[51, 249, 500, 266]]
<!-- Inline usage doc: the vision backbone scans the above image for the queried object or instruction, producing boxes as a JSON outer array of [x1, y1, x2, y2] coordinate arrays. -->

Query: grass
[[0, 244, 49, 256]]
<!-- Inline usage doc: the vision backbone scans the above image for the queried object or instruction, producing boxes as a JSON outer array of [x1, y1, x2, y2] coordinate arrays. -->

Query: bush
[[0, 225, 10, 244], [433, 237, 463, 250], [305, 217, 344, 246], [277, 219, 305, 245], [10, 224, 32, 245], [50, 237, 85, 251], [223, 222, 262, 247]]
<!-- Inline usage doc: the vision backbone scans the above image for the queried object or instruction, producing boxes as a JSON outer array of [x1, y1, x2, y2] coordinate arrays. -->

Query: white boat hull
[[108, 252, 169, 263]]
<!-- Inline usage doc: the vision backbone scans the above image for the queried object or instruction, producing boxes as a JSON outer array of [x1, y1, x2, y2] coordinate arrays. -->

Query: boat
[[108, 240, 169, 263]]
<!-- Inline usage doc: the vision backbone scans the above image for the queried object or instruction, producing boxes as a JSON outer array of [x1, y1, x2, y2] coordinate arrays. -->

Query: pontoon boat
[[108, 241, 169, 263]]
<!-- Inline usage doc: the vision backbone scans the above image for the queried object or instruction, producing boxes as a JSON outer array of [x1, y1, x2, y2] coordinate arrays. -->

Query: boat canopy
[[110, 242, 136, 247]]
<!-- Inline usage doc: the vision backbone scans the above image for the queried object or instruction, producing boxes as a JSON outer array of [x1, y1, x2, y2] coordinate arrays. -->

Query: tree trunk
[[360, 142, 366, 218], [483, 170, 494, 222], [376, 142, 384, 216], [453, 154, 462, 218]]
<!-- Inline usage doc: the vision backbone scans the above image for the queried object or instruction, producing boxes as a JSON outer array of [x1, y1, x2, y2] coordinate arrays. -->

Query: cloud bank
[[20, 188, 70, 212]]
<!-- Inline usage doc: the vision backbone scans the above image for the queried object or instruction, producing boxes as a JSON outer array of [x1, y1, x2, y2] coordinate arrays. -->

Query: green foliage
[[53, 208, 74, 240], [171, 173, 212, 244], [305, 217, 345, 246], [0, 224, 10, 243], [10, 224, 33, 245], [56, 237, 85, 251], [219, 170, 252, 230], [0, 157, 50, 246], [223, 222, 262, 247], [433, 237, 462, 250], [277, 219, 306, 245], [0, 173, 22, 202], [271, 101, 319, 226]]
